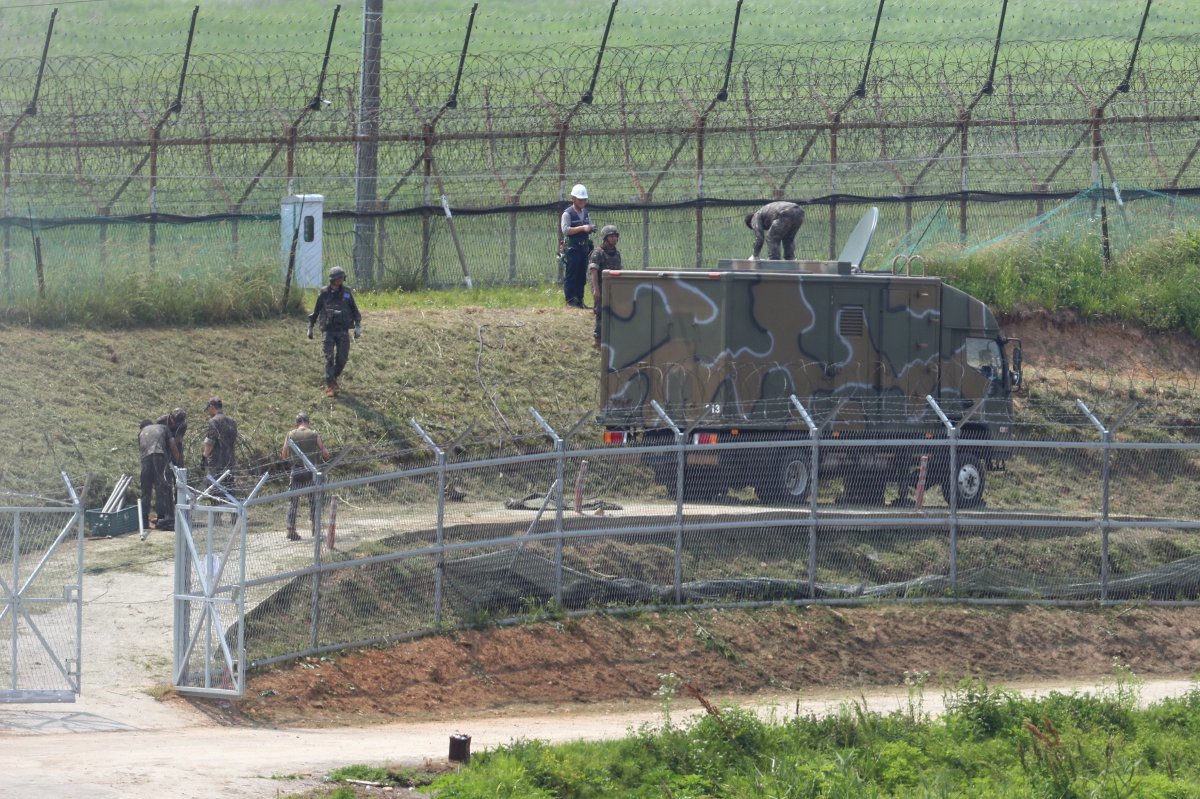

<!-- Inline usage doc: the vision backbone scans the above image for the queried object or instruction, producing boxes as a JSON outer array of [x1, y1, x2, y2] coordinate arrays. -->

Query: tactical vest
[[287, 428, 321, 465], [320, 287, 354, 332], [564, 205, 593, 250]]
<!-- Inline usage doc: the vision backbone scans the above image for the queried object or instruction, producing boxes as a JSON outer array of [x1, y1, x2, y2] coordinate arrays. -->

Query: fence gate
[[0, 478, 85, 703], [172, 474, 254, 697]]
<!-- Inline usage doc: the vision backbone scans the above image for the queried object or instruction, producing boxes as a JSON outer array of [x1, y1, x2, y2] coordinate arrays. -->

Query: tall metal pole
[[353, 0, 383, 287]]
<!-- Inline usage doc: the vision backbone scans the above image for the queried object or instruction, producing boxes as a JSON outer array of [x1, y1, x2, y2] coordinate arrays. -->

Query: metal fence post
[[172, 465, 191, 682], [61, 471, 83, 693], [288, 437, 326, 648], [651, 400, 684, 604], [790, 396, 820, 597], [9, 507, 17, 691], [410, 420, 446, 625], [530, 407, 565, 606], [1077, 399, 1112, 602], [926, 396, 958, 586]]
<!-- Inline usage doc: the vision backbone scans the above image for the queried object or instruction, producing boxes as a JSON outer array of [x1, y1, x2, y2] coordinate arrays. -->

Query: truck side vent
[[838, 305, 866, 337]]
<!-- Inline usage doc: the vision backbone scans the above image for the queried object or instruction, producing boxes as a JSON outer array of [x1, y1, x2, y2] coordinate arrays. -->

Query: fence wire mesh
[[173, 500, 243, 695], [205, 402, 1200, 669], [0, 501, 83, 699]]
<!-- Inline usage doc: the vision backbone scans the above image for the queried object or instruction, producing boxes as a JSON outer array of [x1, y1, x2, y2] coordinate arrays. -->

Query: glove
[[306, 323, 314, 340], [354, 323, 362, 340], [199, 456, 208, 474]]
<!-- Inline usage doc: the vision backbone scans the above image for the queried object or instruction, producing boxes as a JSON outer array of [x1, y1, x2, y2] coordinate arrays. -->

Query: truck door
[[877, 281, 940, 416]]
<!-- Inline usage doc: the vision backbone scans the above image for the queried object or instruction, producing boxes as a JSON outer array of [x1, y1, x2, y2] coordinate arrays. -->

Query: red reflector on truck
[[692, 432, 718, 445], [603, 431, 628, 444]]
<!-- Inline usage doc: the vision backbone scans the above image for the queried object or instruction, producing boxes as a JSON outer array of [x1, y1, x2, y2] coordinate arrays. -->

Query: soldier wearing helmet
[[560, 183, 597, 308], [588, 224, 622, 347], [153, 406, 188, 528], [307, 265, 363, 397], [745, 201, 806, 260], [154, 407, 188, 469]]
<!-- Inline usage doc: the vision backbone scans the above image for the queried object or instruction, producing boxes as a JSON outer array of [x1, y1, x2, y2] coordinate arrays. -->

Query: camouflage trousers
[[323, 329, 351, 384], [286, 469, 318, 533], [139, 453, 171, 526]]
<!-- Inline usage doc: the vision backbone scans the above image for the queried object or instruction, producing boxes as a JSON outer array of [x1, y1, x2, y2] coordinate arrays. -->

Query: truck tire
[[754, 453, 811, 505], [941, 453, 985, 508]]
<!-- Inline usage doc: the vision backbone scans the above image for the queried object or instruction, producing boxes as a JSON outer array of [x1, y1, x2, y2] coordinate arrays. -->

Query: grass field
[[4, 0, 1199, 56]]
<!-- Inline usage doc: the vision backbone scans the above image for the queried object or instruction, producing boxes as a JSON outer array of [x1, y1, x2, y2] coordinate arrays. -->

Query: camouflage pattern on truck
[[600, 268, 1012, 434]]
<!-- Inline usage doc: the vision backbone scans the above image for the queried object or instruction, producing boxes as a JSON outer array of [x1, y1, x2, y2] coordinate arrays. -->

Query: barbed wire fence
[[1, 2, 1200, 299]]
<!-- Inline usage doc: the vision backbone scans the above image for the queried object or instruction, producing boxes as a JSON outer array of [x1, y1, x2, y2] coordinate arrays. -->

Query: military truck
[[597, 210, 1023, 507]]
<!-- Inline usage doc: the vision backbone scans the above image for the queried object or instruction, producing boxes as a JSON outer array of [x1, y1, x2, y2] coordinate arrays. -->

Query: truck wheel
[[755, 454, 811, 505], [941, 453, 985, 508]]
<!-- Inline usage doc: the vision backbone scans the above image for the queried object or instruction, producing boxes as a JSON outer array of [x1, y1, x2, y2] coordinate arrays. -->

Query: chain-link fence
[[0, 477, 85, 702], [184, 398, 1200, 679]]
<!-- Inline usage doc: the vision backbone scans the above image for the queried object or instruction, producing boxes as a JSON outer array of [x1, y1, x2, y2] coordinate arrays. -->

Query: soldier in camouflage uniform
[[745, 201, 806, 260], [588, 224, 622, 347], [280, 412, 331, 541], [155, 407, 187, 469], [307, 265, 362, 398], [201, 397, 239, 489], [153, 407, 187, 528], [138, 419, 175, 530]]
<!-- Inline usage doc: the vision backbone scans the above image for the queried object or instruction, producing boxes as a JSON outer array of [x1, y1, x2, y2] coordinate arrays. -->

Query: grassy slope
[[10, 282, 1200, 505], [5, 287, 596, 500]]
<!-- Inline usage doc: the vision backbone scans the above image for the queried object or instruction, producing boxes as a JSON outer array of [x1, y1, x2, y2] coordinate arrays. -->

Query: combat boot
[[324, 382, 336, 398], [286, 528, 301, 541]]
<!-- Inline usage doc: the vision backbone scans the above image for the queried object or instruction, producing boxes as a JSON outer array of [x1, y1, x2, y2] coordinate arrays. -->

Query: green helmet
[[329, 266, 347, 281], [600, 225, 619, 240]]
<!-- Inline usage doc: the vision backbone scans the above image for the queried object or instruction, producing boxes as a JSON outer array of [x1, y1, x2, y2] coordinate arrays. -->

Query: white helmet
[[570, 184, 588, 200]]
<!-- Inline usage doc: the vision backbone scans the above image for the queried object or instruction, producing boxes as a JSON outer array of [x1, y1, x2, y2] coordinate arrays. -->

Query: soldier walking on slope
[[307, 265, 362, 397], [745, 201, 806, 260]]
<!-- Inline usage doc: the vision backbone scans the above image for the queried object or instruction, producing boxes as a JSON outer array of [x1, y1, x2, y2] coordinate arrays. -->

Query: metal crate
[[86, 506, 140, 538]]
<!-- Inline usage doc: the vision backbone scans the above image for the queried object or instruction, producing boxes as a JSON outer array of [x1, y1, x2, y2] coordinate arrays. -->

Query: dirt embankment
[[1004, 311, 1200, 380], [217, 604, 1200, 727]]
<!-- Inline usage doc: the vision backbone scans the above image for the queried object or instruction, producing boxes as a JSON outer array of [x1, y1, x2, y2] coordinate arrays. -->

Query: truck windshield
[[965, 337, 1002, 381]]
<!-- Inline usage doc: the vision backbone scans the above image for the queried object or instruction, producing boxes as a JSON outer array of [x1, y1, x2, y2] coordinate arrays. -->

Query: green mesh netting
[[884, 183, 1200, 264]]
